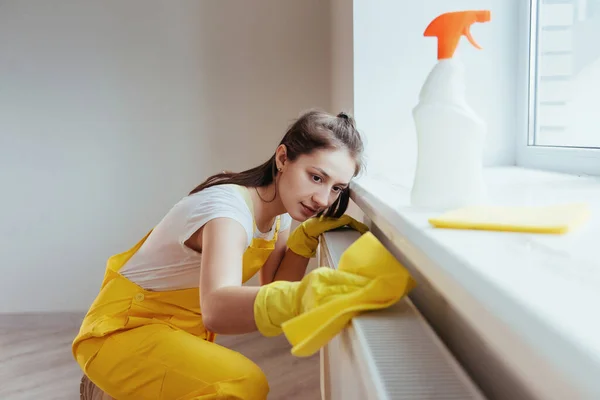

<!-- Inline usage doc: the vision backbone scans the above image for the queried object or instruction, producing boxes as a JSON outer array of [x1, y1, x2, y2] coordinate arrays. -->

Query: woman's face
[[277, 146, 357, 221]]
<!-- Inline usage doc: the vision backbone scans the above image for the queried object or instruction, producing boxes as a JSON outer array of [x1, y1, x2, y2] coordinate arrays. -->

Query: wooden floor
[[0, 315, 321, 400]]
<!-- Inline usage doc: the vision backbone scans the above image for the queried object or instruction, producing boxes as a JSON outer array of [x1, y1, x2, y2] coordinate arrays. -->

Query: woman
[[73, 110, 370, 399]]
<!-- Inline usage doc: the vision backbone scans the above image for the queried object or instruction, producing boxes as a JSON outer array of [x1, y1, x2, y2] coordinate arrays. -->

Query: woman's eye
[[332, 186, 342, 193], [312, 175, 322, 183]]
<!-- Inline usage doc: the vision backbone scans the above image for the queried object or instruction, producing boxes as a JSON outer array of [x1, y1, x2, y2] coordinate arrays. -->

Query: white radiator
[[318, 229, 487, 400]]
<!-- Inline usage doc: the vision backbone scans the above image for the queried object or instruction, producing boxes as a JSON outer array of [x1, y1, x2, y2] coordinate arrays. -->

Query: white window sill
[[349, 166, 600, 399]]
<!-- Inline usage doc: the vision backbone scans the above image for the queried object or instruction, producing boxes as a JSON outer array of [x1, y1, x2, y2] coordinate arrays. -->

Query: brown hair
[[189, 109, 364, 218]]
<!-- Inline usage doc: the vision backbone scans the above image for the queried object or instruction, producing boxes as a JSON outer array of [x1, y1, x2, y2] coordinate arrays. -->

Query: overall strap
[[272, 215, 281, 242]]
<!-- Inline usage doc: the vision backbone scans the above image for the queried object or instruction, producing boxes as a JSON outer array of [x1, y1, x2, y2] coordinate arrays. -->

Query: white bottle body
[[410, 58, 486, 209]]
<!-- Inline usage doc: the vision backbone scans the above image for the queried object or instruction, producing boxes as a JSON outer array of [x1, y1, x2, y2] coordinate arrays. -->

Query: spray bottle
[[410, 10, 491, 209]]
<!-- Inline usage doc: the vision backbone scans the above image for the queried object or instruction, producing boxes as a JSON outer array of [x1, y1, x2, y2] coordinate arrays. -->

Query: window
[[518, 0, 600, 175]]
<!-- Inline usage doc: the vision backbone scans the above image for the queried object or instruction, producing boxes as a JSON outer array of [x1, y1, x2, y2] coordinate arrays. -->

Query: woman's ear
[[275, 144, 288, 170]]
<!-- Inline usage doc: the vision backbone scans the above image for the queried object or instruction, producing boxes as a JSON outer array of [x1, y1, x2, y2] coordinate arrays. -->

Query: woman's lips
[[301, 203, 317, 216]]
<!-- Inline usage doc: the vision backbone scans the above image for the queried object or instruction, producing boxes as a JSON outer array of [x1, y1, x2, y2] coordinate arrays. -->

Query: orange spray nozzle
[[424, 10, 491, 60]]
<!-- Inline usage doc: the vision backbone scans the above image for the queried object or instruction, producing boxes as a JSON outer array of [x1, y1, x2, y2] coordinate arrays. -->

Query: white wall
[[0, 0, 331, 312], [330, 0, 355, 115], [353, 0, 520, 186], [330, 0, 365, 223]]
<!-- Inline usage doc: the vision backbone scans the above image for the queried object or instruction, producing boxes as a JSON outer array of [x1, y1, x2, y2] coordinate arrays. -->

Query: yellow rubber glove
[[286, 214, 369, 258], [254, 232, 416, 356], [283, 231, 416, 357], [253, 266, 371, 337]]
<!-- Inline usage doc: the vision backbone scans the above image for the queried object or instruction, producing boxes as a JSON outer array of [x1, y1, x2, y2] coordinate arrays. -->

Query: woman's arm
[[258, 227, 311, 284], [198, 217, 261, 335], [258, 227, 289, 285], [272, 249, 310, 282]]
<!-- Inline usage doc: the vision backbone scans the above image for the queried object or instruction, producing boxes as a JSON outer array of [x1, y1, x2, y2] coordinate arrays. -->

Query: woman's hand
[[253, 266, 370, 337], [254, 231, 416, 352], [286, 214, 369, 258]]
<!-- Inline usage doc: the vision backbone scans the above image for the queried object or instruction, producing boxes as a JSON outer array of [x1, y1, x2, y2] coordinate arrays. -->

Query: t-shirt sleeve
[[176, 185, 253, 248], [280, 213, 293, 232]]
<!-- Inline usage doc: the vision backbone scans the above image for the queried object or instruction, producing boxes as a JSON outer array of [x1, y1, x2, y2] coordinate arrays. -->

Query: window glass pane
[[533, 0, 600, 148]]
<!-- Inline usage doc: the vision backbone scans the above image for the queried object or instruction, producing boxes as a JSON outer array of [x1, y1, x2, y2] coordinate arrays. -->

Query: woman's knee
[[242, 362, 270, 400], [218, 361, 269, 400]]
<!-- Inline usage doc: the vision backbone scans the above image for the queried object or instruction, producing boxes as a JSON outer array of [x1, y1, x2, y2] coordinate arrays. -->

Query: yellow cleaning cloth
[[281, 232, 416, 357], [428, 203, 590, 234]]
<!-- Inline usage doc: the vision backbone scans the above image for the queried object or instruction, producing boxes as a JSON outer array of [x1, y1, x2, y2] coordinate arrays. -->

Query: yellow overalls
[[72, 187, 280, 400]]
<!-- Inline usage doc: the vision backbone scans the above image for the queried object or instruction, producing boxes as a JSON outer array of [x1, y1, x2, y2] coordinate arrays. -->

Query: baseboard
[[0, 311, 86, 329]]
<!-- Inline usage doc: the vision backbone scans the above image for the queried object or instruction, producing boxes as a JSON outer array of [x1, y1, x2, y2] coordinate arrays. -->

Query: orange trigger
[[464, 26, 482, 49]]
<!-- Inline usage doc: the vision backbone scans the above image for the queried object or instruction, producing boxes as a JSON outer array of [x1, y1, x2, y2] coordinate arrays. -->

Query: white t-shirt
[[120, 184, 292, 291]]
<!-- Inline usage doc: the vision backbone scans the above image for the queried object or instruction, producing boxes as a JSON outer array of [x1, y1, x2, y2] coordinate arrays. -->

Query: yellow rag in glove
[[287, 214, 369, 258], [253, 267, 372, 337], [282, 231, 416, 357]]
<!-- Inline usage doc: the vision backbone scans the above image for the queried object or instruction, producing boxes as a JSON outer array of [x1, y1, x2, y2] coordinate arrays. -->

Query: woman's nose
[[312, 188, 330, 208]]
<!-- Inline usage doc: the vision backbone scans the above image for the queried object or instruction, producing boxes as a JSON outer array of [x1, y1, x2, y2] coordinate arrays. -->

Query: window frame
[[516, 0, 600, 177]]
